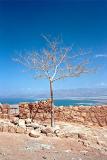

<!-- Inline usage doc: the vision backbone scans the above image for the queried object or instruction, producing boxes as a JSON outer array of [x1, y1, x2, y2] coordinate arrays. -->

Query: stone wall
[[0, 104, 10, 119], [0, 104, 18, 119], [19, 100, 107, 127], [19, 100, 51, 120]]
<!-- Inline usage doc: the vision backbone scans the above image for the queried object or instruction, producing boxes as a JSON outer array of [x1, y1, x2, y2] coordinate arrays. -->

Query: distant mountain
[[1, 88, 107, 100], [54, 88, 107, 99]]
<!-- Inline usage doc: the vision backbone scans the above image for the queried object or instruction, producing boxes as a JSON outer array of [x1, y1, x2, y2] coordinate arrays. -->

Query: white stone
[[29, 130, 40, 138], [26, 122, 40, 129], [18, 119, 26, 128], [25, 118, 32, 124], [11, 117, 19, 125]]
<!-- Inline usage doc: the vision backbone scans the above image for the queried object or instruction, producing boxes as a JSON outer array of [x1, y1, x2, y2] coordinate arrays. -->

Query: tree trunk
[[50, 80, 54, 127]]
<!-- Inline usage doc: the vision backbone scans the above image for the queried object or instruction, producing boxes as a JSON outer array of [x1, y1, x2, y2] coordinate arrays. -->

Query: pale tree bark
[[49, 80, 54, 127]]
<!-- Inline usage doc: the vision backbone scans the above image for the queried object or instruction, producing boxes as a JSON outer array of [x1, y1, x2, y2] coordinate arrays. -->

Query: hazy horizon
[[1, 87, 107, 99]]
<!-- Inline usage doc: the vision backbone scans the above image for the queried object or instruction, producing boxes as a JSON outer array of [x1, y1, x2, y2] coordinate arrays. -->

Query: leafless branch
[[13, 34, 95, 127], [14, 35, 94, 83]]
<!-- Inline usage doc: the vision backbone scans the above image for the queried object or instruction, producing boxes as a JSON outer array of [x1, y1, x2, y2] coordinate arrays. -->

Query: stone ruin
[[0, 99, 107, 127], [0, 101, 107, 153], [19, 99, 52, 121], [0, 99, 107, 144], [0, 103, 18, 119], [19, 99, 107, 127]]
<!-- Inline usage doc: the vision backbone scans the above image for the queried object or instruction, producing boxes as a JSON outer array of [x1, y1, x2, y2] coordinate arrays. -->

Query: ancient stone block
[[16, 126, 26, 134]]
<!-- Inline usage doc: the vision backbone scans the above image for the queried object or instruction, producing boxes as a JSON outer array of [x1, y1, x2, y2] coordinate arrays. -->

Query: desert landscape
[[0, 0, 107, 160], [0, 100, 107, 160]]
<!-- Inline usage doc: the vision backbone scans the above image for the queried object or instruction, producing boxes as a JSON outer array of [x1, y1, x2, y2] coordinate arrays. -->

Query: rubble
[[29, 130, 40, 138], [41, 127, 54, 135], [0, 100, 107, 156], [18, 119, 26, 128]]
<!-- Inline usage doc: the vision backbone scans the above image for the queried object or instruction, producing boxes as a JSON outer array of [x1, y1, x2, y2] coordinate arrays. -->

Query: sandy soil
[[0, 131, 107, 160]]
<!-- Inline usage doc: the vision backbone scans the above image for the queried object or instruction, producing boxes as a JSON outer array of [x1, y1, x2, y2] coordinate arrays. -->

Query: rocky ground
[[0, 118, 107, 160]]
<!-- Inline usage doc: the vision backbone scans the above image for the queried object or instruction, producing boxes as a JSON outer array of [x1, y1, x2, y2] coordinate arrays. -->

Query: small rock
[[26, 123, 40, 129], [47, 133, 55, 137], [96, 140, 100, 145], [29, 130, 40, 138], [64, 150, 71, 153], [25, 118, 32, 124], [82, 141, 89, 147], [11, 117, 19, 125], [53, 125, 60, 134], [16, 126, 26, 133], [41, 127, 54, 136], [18, 119, 26, 128], [26, 127, 34, 134], [54, 129, 60, 134], [78, 133, 87, 140], [42, 156, 47, 159]]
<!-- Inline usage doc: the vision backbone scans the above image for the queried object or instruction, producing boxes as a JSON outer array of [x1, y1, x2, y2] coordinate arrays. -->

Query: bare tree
[[14, 35, 95, 127]]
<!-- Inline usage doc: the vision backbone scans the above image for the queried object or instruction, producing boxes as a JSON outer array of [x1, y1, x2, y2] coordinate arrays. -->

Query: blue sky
[[0, 0, 107, 98]]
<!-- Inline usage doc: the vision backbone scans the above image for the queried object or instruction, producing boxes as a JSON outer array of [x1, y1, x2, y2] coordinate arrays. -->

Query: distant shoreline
[[0, 98, 107, 106]]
